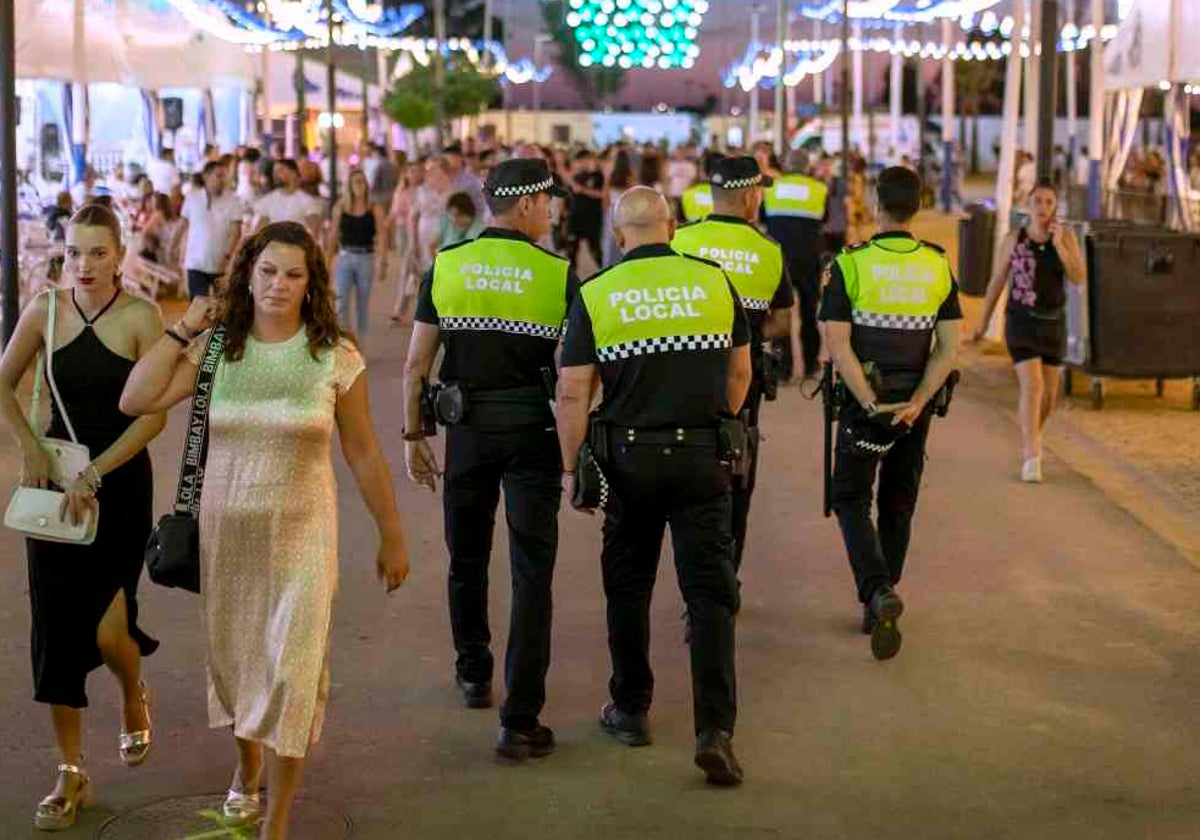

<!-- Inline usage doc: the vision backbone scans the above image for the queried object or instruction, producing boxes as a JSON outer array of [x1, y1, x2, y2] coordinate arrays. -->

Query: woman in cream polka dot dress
[[120, 221, 410, 840]]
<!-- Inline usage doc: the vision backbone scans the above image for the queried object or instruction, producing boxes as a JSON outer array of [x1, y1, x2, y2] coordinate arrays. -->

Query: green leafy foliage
[[383, 59, 502, 130]]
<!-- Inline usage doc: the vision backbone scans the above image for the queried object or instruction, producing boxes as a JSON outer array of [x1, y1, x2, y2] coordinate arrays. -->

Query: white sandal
[[119, 681, 152, 767], [34, 763, 89, 831], [223, 786, 264, 826]]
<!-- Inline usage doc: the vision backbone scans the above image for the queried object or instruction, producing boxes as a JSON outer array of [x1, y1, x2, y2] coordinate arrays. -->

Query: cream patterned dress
[[187, 328, 365, 757]]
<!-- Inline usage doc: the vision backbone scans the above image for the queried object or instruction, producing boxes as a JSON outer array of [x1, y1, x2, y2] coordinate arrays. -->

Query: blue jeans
[[336, 250, 375, 336]]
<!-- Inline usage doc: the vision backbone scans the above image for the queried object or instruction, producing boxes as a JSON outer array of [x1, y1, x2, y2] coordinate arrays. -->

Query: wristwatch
[[864, 401, 879, 416]]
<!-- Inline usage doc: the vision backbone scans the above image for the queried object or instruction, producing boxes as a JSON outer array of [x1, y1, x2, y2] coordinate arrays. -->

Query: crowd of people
[[6, 125, 1096, 838]]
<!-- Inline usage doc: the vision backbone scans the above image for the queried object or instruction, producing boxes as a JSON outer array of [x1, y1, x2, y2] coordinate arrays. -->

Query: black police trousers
[[831, 408, 933, 604], [601, 441, 739, 735], [731, 387, 763, 573], [443, 423, 561, 730]]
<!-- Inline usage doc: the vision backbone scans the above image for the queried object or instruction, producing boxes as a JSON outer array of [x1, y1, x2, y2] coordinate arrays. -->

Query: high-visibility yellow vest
[[680, 184, 714, 222], [671, 216, 783, 314], [763, 174, 829, 220], [835, 236, 953, 331], [432, 234, 569, 339]]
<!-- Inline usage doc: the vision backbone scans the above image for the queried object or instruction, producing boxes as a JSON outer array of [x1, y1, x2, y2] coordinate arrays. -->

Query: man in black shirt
[[818, 167, 962, 661], [558, 186, 753, 786], [403, 159, 578, 761]]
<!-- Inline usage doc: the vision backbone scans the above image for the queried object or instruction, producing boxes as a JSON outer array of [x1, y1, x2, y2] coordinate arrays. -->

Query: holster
[[418, 380, 440, 437], [431, 382, 468, 426], [587, 416, 611, 463], [933, 370, 961, 418], [718, 414, 751, 476], [760, 342, 783, 402]]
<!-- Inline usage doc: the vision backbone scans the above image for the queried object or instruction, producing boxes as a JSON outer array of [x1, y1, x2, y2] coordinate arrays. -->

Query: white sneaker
[[1021, 457, 1044, 483]]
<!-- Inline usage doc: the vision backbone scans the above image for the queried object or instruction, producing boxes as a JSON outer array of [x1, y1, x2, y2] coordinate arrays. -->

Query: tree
[[383, 59, 502, 131], [539, 0, 625, 108]]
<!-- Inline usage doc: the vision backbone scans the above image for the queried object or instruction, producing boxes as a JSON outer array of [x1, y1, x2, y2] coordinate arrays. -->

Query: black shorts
[[1006, 309, 1066, 367]]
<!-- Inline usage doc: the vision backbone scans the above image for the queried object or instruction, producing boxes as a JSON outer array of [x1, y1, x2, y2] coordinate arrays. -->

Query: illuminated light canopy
[[797, 0, 1004, 24], [724, 20, 1120, 90], [566, 0, 709, 70]]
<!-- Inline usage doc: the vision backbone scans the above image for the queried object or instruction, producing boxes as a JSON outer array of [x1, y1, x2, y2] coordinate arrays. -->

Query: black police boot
[[694, 730, 743, 787], [599, 703, 652, 747], [455, 674, 493, 709], [867, 585, 905, 661], [494, 725, 556, 762]]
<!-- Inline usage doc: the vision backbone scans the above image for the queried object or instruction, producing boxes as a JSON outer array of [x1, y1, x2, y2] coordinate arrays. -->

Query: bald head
[[612, 186, 675, 254]]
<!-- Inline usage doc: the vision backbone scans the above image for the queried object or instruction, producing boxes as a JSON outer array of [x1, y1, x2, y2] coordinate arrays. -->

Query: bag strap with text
[[173, 327, 226, 515]]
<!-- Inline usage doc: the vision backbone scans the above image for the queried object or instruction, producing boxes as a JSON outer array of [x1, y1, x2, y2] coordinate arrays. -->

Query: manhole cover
[[96, 793, 352, 839]]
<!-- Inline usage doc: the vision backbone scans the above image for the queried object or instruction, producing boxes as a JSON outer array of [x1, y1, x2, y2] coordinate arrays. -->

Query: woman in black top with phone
[[973, 180, 1086, 483]]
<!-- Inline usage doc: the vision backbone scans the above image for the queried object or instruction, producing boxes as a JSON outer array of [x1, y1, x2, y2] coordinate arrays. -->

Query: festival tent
[[1102, 0, 1197, 229]]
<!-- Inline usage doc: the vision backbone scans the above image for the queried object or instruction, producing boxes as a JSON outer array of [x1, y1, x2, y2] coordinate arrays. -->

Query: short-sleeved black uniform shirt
[[818, 231, 963, 380], [560, 243, 752, 428], [415, 227, 581, 390]]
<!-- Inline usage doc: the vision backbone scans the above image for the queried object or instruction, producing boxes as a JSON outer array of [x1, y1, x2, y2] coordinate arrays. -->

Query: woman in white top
[[412, 158, 450, 272], [387, 161, 423, 324]]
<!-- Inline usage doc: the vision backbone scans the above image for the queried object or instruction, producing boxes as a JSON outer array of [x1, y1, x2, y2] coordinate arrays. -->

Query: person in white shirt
[[666, 145, 698, 199], [146, 148, 181, 194], [179, 161, 245, 299], [251, 159, 324, 242]]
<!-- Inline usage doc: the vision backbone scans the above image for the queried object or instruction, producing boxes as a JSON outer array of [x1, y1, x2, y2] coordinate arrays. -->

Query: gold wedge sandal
[[34, 763, 89, 832], [119, 681, 152, 767]]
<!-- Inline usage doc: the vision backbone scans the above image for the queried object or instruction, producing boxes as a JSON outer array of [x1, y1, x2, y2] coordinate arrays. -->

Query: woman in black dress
[[0, 204, 168, 831], [972, 181, 1086, 483]]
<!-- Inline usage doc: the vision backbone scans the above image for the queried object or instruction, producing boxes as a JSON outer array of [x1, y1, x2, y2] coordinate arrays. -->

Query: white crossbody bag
[[4, 291, 98, 544]]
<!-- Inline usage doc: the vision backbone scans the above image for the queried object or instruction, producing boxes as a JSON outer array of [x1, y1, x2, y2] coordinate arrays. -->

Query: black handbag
[[145, 327, 225, 593]]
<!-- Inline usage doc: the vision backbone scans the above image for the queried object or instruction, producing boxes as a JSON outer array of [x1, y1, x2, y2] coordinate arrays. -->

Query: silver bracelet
[[85, 462, 102, 490]]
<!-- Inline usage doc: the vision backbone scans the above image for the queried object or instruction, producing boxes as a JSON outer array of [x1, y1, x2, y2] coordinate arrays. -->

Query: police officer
[[763, 150, 830, 383], [671, 156, 793, 573], [818, 166, 961, 661], [557, 187, 752, 786], [403, 159, 578, 760]]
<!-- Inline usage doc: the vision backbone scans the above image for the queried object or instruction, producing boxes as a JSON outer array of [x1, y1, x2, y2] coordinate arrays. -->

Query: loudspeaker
[[162, 97, 184, 131]]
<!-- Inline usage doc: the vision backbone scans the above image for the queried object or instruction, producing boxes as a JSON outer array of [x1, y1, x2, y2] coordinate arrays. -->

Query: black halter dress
[[26, 290, 158, 708]]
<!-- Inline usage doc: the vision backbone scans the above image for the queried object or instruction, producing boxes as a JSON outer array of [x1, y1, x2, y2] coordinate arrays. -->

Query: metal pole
[[1036, 0, 1059, 181], [749, 6, 762, 145], [1065, 0, 1078, 172], [1, 0, 19, 343], [296, 50, 308, 155], [814, 20, 824, 107], [774, 0, 787, 155], [433, 0, 446, 150], [915, 24, 926, 187], [840, 0, 850, 180], [851, 22, 863, 124], [327, 0, 338, 209], [890, 32, 902, 163], [1086, 0, 1104, 218], [1023, 0, 1041, 155], [362, 49, 371, 141], [376, 48, 391, 150], [996, 0, 1026, 247], [940, 17, 955, 211], [483, 0, 495, 71], [533, 36, 544, 144]]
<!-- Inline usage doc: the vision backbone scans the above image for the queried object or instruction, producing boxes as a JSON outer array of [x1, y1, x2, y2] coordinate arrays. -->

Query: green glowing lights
[[565, 0, 708, 70]]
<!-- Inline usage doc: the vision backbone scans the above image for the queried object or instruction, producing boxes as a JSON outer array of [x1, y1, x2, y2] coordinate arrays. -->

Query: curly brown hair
[[220, 221, 344, 362]]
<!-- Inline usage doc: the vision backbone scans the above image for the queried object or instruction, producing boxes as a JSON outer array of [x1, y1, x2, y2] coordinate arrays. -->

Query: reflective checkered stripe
[[440, 316, 562, 339], [741, 296, 771, 311], [851, 310, 937, 330], [596, 333, 732, 362]]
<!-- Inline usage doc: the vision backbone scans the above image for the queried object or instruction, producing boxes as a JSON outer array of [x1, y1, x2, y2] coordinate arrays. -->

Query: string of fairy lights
[[159, 0, 552, 84], [566, 0, 710, 70]]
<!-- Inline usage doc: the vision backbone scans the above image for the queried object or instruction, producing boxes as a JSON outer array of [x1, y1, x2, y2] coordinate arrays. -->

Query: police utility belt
[[571, 415, 750, 512], [422, 369, 556, 430]]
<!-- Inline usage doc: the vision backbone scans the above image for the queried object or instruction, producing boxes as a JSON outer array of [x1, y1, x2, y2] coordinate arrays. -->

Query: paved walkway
[[0, 297, 1198, 839]]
